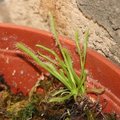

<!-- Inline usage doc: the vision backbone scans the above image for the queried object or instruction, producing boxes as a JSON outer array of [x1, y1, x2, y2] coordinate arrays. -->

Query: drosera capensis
[[16, 14, 104, 103]]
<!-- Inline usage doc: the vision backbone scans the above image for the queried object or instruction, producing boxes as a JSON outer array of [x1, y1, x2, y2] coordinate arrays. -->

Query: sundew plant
[[16, 14, 102, 103]]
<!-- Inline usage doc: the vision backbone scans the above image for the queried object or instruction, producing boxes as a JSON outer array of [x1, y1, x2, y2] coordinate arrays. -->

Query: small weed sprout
[[16, 14, 103, 103]]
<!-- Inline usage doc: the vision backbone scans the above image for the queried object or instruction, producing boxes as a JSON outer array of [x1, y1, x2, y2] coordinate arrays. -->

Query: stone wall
[[0, 0, 120, 65]]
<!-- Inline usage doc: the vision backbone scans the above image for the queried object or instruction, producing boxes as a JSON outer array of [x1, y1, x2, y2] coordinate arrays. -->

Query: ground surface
[[0, 0, 120, 65]]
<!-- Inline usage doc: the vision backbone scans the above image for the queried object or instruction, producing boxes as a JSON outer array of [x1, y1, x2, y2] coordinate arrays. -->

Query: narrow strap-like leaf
[[49, 94, 72, 103], [83, 30, 89, 68], [75, 31, 83, 68], [38, 52, 57, 66], [36, 44, 66, 70], [51, 89, 69, 97], [49, 13, 68, 66]]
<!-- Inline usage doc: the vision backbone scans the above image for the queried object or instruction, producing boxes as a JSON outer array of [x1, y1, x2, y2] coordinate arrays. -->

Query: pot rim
[[0, 23, 119, 73]]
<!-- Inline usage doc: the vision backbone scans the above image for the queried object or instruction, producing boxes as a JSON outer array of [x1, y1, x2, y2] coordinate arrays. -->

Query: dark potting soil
[[0, 75, 119, 120]]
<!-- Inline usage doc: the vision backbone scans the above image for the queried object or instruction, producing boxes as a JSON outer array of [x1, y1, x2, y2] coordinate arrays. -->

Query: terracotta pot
[[0, 24, 120, 114]]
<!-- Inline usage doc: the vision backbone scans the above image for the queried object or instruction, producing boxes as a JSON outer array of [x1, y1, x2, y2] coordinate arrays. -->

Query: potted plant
[[0, 15, 120, 119]]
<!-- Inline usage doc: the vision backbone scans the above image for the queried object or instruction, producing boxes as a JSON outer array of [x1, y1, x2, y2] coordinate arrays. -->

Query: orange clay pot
[[0, 24, 120, 114]]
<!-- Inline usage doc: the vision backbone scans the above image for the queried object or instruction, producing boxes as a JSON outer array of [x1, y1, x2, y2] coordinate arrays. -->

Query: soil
[[0, 75, 119, 120]]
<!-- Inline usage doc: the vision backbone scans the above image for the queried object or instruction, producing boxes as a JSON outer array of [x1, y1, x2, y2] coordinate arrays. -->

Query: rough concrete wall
[[0, 0, 119, 65], [77, 0, 120, 65], [77, 0, 120, 43]]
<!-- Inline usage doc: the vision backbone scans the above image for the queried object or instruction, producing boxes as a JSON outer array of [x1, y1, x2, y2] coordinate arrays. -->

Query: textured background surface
[[77, 0, 120, 44], [77, 0, 120, 65], [0, 0, 120, 65]]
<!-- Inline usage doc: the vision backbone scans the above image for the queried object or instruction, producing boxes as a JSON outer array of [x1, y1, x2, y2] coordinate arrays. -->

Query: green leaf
[[49, 13, 68, 66], [45, 63, 72, 90], [38, 52, 57, 65], [78, 70, 87, 94], [63, 48, 76, 87], [49, 12, 58, 43], [83, 30, 89, 67], [36, 44, 66, 70], [51, 89, 69, 97], [16, 43, 49, 71], [49, 94, 72, 103], [75, 31, 83, 68]]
